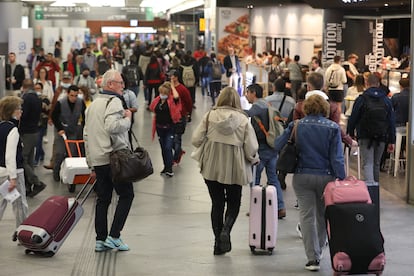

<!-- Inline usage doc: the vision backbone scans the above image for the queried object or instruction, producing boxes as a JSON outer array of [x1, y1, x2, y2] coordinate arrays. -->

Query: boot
[[219, 216, 236, 253], [213, 227, 225, 255], [213, 240, 225, 255]]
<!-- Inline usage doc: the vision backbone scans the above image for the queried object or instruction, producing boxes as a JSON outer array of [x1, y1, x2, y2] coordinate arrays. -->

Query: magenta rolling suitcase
[[13, 177, 95, 257], [249, 185, 278, 255], [324, 177, 385, 275]]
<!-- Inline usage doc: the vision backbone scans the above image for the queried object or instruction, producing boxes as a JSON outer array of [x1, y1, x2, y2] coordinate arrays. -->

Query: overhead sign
[[35, 6, 146, 21]]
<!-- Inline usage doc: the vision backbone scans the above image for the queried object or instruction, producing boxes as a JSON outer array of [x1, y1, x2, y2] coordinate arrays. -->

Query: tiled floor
[[0, 89, 412, 276]]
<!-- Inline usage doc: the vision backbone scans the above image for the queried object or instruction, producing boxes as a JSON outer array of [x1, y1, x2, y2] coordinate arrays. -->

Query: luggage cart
[[60, 139, 94, 193]]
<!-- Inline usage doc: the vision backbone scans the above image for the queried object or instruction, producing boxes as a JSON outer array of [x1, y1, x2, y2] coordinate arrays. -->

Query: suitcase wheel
[[68, 184, 76, 193], [267, 248, 273, 255], [250, 246, 256, 253], [43, 251, 55, 257]]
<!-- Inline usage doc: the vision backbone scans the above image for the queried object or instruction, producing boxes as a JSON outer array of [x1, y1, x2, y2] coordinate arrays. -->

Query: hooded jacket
[[191, 106, 259, 185], [324, 63, 347, 90]]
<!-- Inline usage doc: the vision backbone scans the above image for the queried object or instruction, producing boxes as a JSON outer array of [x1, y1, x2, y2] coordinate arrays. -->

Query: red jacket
[[174, 83, 192, 117], [149, 95, 182, 140]]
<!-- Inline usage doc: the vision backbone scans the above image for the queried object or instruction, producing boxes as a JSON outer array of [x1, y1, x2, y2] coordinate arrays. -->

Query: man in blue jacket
[[347, 73, 395, 219], [245, 83, 286, 219]]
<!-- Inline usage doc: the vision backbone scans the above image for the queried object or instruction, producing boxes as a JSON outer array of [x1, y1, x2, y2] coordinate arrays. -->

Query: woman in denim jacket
[[275, 94, 345, 271]]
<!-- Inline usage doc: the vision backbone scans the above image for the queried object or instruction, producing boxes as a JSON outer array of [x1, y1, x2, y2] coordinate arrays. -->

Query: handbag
[[191, 111, 211, 163], [174, 119, 186, 135], [276, 120, 298, 173], [110, 131, 153, 183]]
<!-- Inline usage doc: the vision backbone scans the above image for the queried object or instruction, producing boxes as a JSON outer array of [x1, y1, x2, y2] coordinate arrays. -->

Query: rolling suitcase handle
[[74, 175, 96, 205]]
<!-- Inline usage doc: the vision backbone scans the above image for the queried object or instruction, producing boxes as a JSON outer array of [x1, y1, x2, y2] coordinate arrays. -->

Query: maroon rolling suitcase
[[13, 176, 95, 256]]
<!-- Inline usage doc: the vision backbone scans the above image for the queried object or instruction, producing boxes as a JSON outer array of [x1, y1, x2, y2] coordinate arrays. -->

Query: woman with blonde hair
[[192, 87, 259, 255], [275, 94, 345, 271], [149, 81, 181, 177], [0, 96, 28, 229], [345, 74, 365, 116]]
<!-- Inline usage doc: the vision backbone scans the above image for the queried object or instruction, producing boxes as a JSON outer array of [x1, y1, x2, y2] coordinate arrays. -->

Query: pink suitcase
[[249, 185, 278, 255], [13, 177, 95, 257]]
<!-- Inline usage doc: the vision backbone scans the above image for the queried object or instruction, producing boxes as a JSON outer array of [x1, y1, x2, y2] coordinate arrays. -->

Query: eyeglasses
[[111, 80, 124, 85]]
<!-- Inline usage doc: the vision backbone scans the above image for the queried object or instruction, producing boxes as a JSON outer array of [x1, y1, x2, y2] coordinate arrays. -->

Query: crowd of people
[[1, 36, 410, 272]]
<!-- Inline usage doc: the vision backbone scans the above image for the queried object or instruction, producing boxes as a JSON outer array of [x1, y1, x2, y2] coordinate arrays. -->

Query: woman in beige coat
[[192, 87, 259, 255]]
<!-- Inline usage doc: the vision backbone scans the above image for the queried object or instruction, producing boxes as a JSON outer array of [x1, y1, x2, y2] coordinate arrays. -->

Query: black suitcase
[[325, 203, 385, 275]]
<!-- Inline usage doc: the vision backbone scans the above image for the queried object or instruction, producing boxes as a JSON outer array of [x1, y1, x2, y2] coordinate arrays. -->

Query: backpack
[[328, 69, 341, 89], [126, 66, 138, 86], [359, 94, 389, 143], [211, 61, 222, 80], [181, 65, 196, 87], [97, 55, 110, 75], [254, 105, 285, 148], [268, 68, 278, 83]]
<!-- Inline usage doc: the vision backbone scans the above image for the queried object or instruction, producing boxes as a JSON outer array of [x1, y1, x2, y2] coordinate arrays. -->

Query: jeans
[[147, 84, 160, 105], [209, 82, 221, 106], [188, 86, 196, 105], [173, 118, 186, 161], [128, 85, 139, 96], [156, 126, 175, 170], [94, 164, 134, 241], [290, 80, 302, 100], [35, 125, 47, 163], [205, 180, 242, 238], [0, 172, 28, 227], [293, 173, 334, 262], [201, 77, 210, 96], [255, 148, 285, 210], [359, 138, 386, 183]]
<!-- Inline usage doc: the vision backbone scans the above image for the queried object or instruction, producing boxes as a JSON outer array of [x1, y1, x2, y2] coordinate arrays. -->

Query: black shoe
[[28, 182, 46, 198], [219, 231, 231, 253], [213, 241, 225, 255]]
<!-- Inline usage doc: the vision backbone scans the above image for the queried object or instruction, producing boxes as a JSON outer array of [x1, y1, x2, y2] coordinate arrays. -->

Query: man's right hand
[[124, 109, 132, 119]]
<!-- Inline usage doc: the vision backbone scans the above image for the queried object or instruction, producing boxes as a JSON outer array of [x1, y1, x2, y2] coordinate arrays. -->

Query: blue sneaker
[[104, 236, 130, 251], [95, 240, 110, 252]]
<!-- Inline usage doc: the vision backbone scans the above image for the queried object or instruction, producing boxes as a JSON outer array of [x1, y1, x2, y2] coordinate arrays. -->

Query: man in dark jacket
[[51, 85, 86, 181], [223, 46, 241, 94], [19, 79, 46, 197], [5, 52, 25, 96], [347, 73, 396, 220]]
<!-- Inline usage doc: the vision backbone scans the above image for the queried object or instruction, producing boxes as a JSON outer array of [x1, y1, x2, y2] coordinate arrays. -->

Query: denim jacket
[[275, 115, 345, 179]]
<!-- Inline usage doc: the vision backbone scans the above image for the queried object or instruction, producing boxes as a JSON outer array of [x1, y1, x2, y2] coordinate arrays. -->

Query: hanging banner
[[322, 10, 384, 73], [8, 28, 33, 66], [322, 10, 345, 63], [217, 8, 250, 60]]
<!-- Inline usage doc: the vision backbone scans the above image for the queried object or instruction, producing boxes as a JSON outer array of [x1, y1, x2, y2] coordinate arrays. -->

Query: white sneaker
[[296, 223, 303, 239]]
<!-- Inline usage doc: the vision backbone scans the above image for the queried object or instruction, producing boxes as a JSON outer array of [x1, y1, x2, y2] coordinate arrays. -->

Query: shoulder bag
[[190, 111, 211, 163], [276, 120, 298, 173], [110, 130, 153, 183]]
